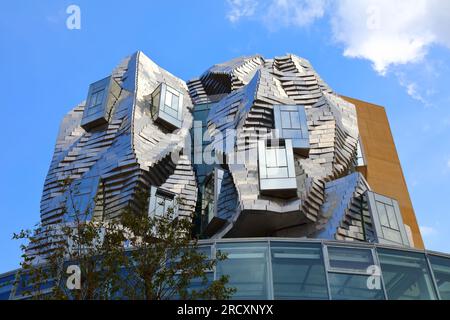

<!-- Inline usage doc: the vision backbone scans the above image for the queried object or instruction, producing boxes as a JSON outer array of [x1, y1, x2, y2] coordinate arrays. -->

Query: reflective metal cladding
[[34, 51, 421, 257]]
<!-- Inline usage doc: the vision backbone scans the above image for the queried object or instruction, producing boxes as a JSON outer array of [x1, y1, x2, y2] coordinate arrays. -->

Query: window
[[0, 273, 16, 300], [201, 168, 227, 236], [273, 105, 309, 156], [326, 246, 384, 300], [203, 175, 215, 223], [215, 243, 269, 300], [81, 76, 120, 131], [89, 89, 105, 108], [427, 255, 450, 300], [377, 248, 437, 300], [366, 192, 410, 247], [327, 246, 374, 273], [151, 83, 184, 130], [258, 139, 297, 198], [148, 186, 177, 218], [355, 138, 366, 167], [328, 273, 384, 300], [271, 242, 328, 300]]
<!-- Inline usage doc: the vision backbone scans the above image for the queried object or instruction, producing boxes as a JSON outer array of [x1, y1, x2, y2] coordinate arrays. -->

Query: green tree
[[14, 180, 235, 300]]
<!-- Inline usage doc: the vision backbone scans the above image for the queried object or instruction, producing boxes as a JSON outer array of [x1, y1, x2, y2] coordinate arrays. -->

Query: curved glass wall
[[428, 254, 450, 299], [2, 239, 450, 300], [377, 248, 437, 300], [271, 242, 328, 300]]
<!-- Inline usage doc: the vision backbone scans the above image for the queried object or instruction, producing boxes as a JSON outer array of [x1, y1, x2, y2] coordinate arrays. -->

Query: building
[[1, 52, 449, 300]]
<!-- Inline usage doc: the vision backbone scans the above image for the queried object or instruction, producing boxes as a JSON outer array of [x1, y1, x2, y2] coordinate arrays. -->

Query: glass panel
[[216, 243, 269, 300], [428, 255, 450, 300], [0, 273, 15, 300], [376, 202, 389, 227], [95, 89, 105, 105], [382, 227, 403, 243], [385, 205, 399, 230], [204, 177, 215, 223], [171, 94, 180, 111], [289, 111, 301, 129], [164, 90, 173, 109], [275, 148, 287, 167], [356, 140, 365, 166], [281, 111, 291, 128], [271, 242, 328, 300], [377, 248, 437, 300], [89, 89, 105, 107], [152, 93, 160, 113], [327, 246, 374, 273], [265, 148, 277, 167], [187, 273, 214, 297], [282, 129, 301, 139], [329, 273, 384, 300], [266, 167, 288, 179]]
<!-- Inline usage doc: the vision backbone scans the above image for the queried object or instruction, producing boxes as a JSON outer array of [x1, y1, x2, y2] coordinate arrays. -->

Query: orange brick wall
[[342, 96, 424, 249]]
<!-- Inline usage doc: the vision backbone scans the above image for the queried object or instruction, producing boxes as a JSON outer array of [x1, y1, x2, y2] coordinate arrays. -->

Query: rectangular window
[[355, 138, 366, 167], [271, 242, 328, 300], [89, 89, 105, 107], [377, 248, 437, 300], [81, 76, 120, 131], [366, 192, 410, 247], [328, 273, 384, 300], [201, 168, 228, 237], [148, 186, 177, 218], [273, 105, 310, 156], [327, 246, 374, 273], [258, 139, 297, 198], [215, 243, 269, 300], [325, 246, 384, 300], [427, 255, 450, 300], [151, 83, 184, 130]]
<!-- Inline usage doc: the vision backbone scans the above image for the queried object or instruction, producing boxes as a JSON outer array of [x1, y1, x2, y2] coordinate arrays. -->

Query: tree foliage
[[13, 179, 235, 300]]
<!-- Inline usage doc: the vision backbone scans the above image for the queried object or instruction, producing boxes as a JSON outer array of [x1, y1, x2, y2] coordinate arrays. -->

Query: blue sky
[[1, 0, 449, 273]]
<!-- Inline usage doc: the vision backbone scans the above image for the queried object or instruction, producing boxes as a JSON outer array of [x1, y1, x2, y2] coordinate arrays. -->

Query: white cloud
[[396, 72, 431, 106], [226, 0, 450, 74], [226, 0, 327, 28], [330, 0, 450, 75], [447, 159, 450, 169], [420, 225, 438, 237], [263, 0, 327, 29], [226, 0, 258, 23]]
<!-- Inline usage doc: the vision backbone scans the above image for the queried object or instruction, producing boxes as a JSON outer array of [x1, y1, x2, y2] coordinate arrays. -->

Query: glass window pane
[[275, 148, 287, 167], [164, 90, 173, 109], [382, 227, 403, 243], [271, 242, 328, 300], [377, 248, 437, 300], [376, 202, 389, 227], [329, 273, 384, 300], [289, 111, 301, 129], [266, 167, 288, 179], [327, 246, 374, 273], [265, 148, 277, 167], [281, 111, 291, 128], [95, 89, 105, 105], [428, 255, 450, 300], [385, 205, 399, 230], [171, 93, 180, 111], [216, 243, 269, 300]]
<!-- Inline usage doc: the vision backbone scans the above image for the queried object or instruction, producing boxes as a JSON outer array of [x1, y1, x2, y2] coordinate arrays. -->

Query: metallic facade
[[1, 51, 445, 300], [31, 51, 422, 251]]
